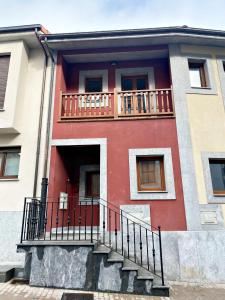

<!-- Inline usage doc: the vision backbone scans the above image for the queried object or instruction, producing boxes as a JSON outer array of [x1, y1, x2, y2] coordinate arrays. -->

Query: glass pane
[[0, 153, 3, 175], [92, 173, 100, 197], [210, 161, 225, 193], [189, 67, 202, 87], [121, 78, 132, 91], [136, 78, 147, 90], [4, 152, 20, 176], [86, 78, 102, 92], [139, 159, 162, 189]]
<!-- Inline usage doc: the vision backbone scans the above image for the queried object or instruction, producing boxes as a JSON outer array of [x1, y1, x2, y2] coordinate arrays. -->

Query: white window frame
[[185, 55, 217, 95], [79, 69, 108, 108], [115, 67, 155, 113], [129, 148, 176, 200], [202, 152, 225, 204]]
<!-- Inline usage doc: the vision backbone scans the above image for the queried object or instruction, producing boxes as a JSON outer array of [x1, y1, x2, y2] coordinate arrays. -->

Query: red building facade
[[48, 45, 187, 231]]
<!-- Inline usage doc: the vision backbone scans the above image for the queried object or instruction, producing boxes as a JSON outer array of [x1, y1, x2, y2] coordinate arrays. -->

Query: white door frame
[[51, 138, 107, 231]]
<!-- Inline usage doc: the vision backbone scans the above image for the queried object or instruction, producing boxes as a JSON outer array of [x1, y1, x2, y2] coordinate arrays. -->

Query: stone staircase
[[18, 197, 169, 296], [18, 241, 169, 297], [92, 244, 169, 296]]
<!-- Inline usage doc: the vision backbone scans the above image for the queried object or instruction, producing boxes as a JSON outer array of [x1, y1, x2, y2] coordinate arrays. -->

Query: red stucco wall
[[48, 56, 187, 231]]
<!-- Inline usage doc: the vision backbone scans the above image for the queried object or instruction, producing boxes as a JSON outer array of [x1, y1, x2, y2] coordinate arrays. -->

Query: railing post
[[59, 90, 63, 121], [20, 198, 27, 243], [158, 226, 165, 286], [170, 85, 175, 115], [39, 177, 48, 235], [91, 197, 94, 243], [114, 88, 118, 119]]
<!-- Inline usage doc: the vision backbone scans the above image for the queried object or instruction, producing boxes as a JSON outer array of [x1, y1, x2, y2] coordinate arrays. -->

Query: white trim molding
[[184, 54, 217, 95], [78, 69, 108, 93], [115, 67, 155, 114], [51, 138, 107, 204], [129, 148, 176, 200], [202, 151, 225, 204], [51, 138, 107, 231]]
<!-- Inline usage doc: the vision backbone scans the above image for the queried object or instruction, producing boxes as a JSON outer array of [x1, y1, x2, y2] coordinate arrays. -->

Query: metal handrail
[[20, 196, 165, 285]]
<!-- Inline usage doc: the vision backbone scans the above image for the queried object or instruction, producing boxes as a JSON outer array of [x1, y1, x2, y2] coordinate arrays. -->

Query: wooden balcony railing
[[60, 88, 174, 120]]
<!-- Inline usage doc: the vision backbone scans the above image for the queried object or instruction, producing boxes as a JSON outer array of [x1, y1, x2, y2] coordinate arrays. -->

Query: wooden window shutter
[[0, 55, 10, 109]]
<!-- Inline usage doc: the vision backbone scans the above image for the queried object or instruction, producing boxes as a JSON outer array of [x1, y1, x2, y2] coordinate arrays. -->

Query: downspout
[[33, 32, 55, 199], [33, 28, 48, 197], [41, 37, 55, 179]]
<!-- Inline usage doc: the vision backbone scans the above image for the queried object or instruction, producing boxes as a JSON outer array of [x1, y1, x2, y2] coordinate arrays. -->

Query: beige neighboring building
[[0, 25, 52, 264]]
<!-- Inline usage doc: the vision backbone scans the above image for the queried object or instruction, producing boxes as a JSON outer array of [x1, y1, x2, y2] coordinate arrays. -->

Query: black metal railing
[[20, 197, 165, 285]]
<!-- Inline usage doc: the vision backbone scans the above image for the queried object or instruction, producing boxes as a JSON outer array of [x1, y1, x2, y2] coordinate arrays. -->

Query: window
[[209, 159, 225, 195], [188, 60, 207, 88], [0, 148, 20, 179], [136, 156, 165, 191], [85, 78, 102, 93], [121, 75, 148, 114], [85, 170, 100, 198], [0, 55, 10, 109], [121, 75, 148, 91]]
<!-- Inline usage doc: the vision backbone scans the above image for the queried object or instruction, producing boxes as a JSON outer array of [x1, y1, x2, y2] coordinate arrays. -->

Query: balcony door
[[121, 75, 148, 113], [121, 75, 148, 91]]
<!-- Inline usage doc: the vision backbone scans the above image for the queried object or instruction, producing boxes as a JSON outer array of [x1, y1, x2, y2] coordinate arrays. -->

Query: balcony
[[59, 88, 174, 121]]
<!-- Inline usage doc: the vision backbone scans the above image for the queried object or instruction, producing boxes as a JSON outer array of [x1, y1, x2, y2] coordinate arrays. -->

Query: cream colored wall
[[0, 42, 51, 211], [181, 44, 225, 221], [0, 41, 28, 132]]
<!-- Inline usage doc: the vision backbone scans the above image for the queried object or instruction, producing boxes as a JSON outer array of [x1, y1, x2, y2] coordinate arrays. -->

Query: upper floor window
[[121, 75, 148, 91], [0, 55, 10, 109], [85, 77, 102, 93], [0, 147, 21, 179], [188, 60, 207, 88], [209, 159, 225, 195], [136, 156, 165, 191]]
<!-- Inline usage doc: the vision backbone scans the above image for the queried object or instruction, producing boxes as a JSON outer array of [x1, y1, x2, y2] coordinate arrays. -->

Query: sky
[[0, 0, 225, 33]]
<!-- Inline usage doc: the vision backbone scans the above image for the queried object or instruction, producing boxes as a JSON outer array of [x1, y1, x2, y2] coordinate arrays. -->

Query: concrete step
[[122, 259, 139, 271], [107, 252, 124, 263], [92, 244, 111, 254], [14, 267, 25, 279], [0, 266, 15, 283], [152, 285, 170, 297]]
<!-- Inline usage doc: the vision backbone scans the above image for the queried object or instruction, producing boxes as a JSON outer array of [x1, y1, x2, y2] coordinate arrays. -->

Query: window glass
[[188, 61, 207, 88], [85, 78, 102, 93], [4, 152, 20, 176], [86, 171, 100, 197], [121, 78, 133, 91], [136, 78, 148, 90], [0, 149, 20, 178], [0, 153, 3, 169], [209, 159, 225, 194], [121, 75, 148, 91], [137, 157, 165, 191]]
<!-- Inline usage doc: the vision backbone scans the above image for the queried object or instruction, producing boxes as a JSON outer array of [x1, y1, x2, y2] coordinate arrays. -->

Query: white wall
[[0, 44, 52, 211]]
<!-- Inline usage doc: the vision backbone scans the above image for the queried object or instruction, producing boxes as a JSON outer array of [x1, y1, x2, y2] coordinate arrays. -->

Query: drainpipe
[[33, 28, 48, 198], [33, 31, 55, 203], [41, 37, 55, 179]]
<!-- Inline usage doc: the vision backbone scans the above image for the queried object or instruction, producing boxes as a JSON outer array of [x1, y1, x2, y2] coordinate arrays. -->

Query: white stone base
[[161, 231, 225, 283]]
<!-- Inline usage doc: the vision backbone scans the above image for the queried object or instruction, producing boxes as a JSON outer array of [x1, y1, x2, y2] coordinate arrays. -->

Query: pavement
[[0, 280, 225, 300]]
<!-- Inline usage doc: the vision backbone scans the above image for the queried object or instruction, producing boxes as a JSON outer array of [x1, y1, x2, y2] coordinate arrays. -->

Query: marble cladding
[[21, 245, 155, 295]]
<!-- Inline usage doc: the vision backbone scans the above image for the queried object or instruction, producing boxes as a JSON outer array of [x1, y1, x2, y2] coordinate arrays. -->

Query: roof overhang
[[40, 26, 225, 51], [0, 24, 49, 48]]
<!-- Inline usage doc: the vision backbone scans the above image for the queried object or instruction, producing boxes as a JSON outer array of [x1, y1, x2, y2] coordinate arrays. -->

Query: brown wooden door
[[121, 75, 148, 113]]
